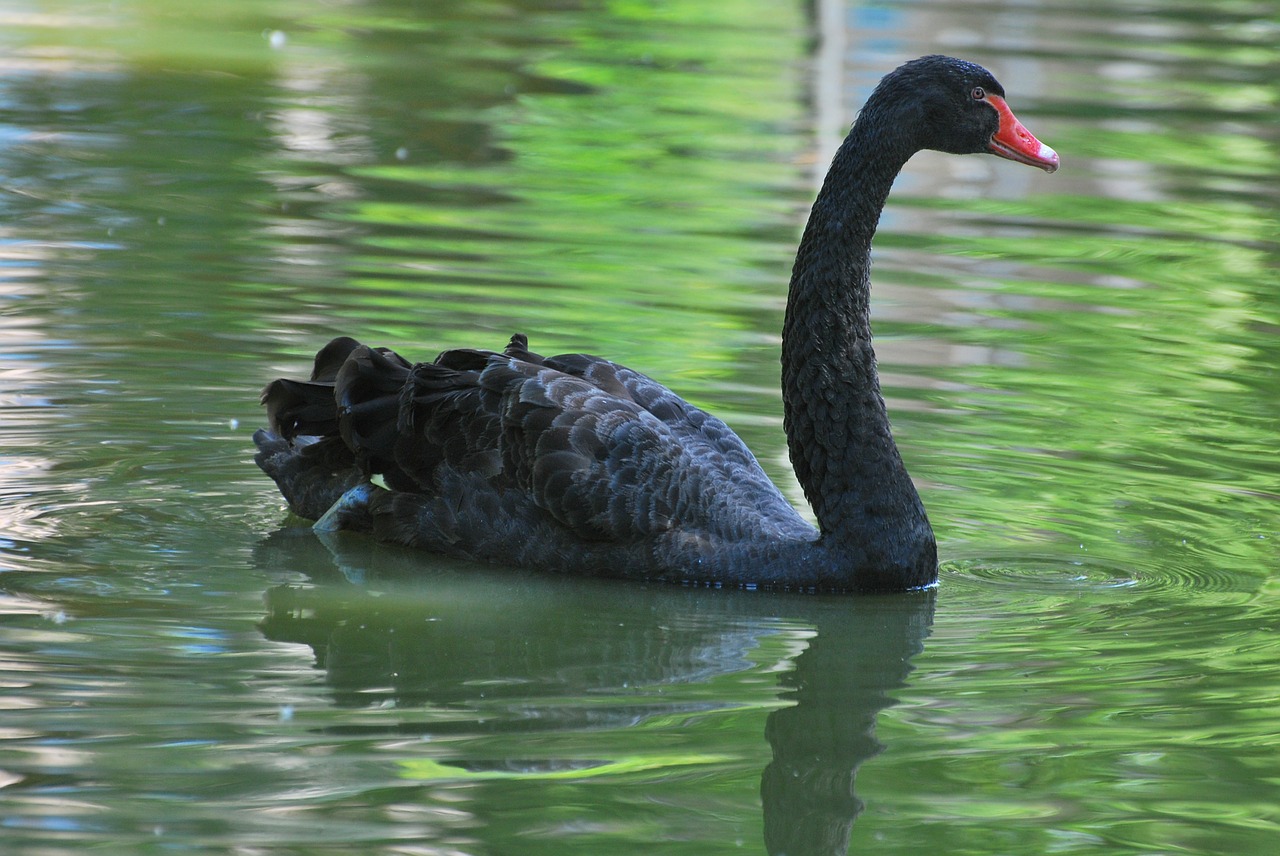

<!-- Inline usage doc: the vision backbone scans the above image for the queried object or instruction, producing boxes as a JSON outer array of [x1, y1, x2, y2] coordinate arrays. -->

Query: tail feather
[[257, 337, 416, 516], [310, 336, 363, 382], [333, 345, 412, 481], [253, 429, 364, 520], [262, 378, 338, 438]]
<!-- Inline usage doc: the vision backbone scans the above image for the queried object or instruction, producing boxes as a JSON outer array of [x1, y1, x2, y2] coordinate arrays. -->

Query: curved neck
[[781, 117, 935, 576]]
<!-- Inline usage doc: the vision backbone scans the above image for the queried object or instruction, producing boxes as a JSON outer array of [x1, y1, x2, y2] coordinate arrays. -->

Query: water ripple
[[943, 554, 1257, 598]]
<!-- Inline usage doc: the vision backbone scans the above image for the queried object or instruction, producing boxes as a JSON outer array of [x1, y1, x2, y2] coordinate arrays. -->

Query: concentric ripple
[[942, 552, 1257, 598]]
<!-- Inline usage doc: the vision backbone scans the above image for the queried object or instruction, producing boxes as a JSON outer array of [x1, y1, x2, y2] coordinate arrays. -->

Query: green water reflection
[[0, 0, 1278, 854], [256, 533, 934, 854]]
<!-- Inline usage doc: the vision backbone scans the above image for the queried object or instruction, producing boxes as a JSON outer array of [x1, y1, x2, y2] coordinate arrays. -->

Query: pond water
[[2, 0, 1278, 853]]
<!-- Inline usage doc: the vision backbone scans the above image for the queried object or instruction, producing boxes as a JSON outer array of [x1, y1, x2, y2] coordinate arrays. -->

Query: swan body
[[255, 55, 1058, 592]]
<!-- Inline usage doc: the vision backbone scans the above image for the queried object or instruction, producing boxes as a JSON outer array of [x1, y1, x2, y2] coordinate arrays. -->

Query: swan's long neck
[[781, 115, 936, 578]]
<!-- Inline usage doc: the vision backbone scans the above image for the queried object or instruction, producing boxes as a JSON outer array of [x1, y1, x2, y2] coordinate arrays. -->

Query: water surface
[[1, 0, 1278, 853]]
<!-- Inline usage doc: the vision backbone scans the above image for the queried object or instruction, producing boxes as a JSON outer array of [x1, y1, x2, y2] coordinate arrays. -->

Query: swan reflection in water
[[256, 530, 935, 854]]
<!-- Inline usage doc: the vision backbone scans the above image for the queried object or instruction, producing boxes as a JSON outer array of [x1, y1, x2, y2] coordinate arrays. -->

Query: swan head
[[873, 55, 1059, 173]]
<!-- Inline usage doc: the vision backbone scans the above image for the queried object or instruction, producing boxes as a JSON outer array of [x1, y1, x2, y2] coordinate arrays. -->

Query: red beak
[[985, 94, 1059, 173]]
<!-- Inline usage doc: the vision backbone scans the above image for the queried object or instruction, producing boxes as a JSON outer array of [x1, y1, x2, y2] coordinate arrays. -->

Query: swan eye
[[971, 86, 986, 101]]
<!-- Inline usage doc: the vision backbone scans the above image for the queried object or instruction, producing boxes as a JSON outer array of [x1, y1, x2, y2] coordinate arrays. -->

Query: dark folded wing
[[263, 333, 807, 543]]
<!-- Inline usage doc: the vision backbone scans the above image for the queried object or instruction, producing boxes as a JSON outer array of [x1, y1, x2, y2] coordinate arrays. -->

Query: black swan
[[254, 55, 1058, 592]]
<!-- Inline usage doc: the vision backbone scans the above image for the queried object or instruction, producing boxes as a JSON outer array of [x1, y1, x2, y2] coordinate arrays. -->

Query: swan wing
[[263, 335, 808, 545], [363, 335, 803, 541]]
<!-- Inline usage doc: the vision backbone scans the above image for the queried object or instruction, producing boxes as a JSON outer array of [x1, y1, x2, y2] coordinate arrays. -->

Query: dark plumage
[[254, 55, 1058, 592]]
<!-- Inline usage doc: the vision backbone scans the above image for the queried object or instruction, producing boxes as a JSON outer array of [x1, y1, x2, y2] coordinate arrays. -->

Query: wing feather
[[261, 333, 808, 548]]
